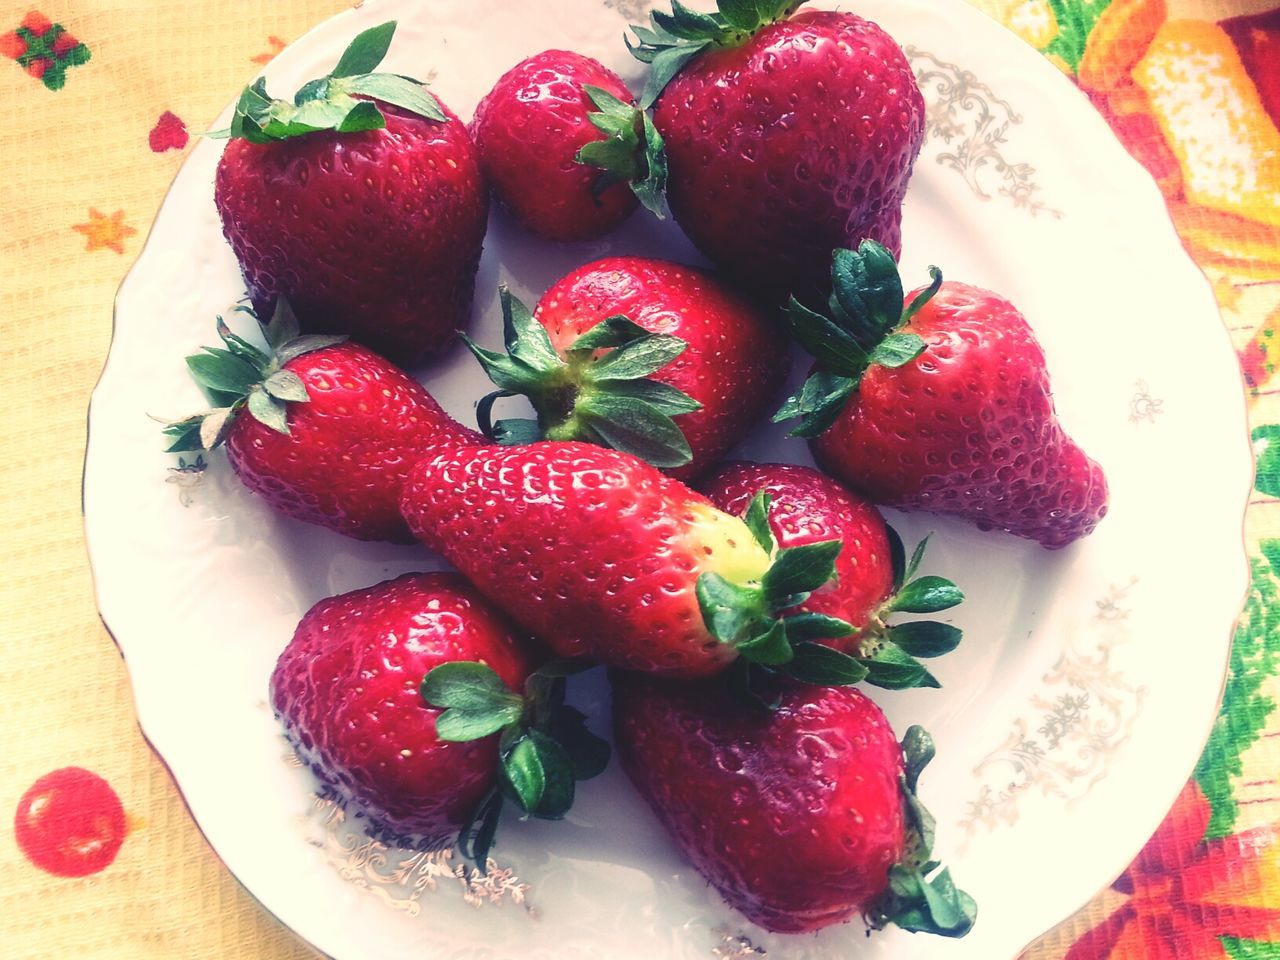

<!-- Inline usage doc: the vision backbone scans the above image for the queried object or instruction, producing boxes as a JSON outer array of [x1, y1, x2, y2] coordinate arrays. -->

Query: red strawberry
[[700, 462, 965, 689], [629, 1, 925, 304], [213, 22, 488, 366], [163, 302, 481, 542], [401, 440, 871, 685], [470, 50, 665, 241], [466, 259, 787, 478], [271, 572, 609, 861], [613, 673, 976, 935], [271, 573, 533, 839], [776, 242, 1108, 549]]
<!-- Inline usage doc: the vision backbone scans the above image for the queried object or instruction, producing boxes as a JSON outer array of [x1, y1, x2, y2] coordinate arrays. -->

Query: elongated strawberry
[[467, 259, 787, 477], [614, 673, 976, 936], [628, 1, 925, 304], [271, 572, 608, 864], [213, 22, 488, 365], [701, 462, 965, 689], [401, 441, 877, 685], [162, 302, 480, 541], [471, 50, 665, 240], [776, 242, 1109, 549]]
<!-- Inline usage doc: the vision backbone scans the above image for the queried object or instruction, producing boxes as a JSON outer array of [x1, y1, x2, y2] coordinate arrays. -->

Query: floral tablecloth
[[2, 0, 1277, 957]]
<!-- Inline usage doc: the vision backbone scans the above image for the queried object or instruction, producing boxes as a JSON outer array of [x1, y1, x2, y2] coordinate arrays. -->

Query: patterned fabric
[[0, 1, 1276, 958]]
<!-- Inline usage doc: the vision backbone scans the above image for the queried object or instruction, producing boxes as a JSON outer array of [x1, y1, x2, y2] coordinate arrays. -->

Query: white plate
[[83, 1, 1252, 958]]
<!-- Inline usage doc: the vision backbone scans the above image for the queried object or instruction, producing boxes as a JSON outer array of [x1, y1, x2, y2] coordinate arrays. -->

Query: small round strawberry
[[700, 462, 965, 689], [271, 573, 534, 840], [162, 303, 481, 542], [466, 259, 787, 479], [776, 242, 1109, 549], [471, 50, 666, 241], [628, 1, 925, 304], [401, 441, 868, 684], [613, 673, 976, 936], [213, 22, 489, 366]]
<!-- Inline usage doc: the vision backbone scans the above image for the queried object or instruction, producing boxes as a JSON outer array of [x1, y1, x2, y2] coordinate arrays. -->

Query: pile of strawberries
[[164, 1, 1110, 941]]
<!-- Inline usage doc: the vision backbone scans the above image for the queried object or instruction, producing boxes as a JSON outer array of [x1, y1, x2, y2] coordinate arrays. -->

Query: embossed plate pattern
[[83, 0, 1251, 957]]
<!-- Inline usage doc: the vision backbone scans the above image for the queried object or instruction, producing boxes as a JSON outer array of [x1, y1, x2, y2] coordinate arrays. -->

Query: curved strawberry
[[614, 673, 976, 936], [776, 242, 1109, 549], [400, 441, 872, 685], [628, 1, 925, 304], [271, 572, 608, 864], [467, 259, 787, 477], [161, 302, 481, 541], [213, 22, 488, 366], [700, 462, 965, 689], [471, 50, 665, 241]]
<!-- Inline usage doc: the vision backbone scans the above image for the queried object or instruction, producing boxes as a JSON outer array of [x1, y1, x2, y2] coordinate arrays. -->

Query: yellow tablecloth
[[2, 1, 1277, 958]]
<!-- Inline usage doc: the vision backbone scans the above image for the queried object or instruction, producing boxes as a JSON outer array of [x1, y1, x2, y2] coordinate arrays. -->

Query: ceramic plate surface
[[84, 1, 1252, 958]]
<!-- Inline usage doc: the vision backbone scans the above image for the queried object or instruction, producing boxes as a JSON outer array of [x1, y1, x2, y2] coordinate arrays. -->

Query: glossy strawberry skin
[[400, 441, 767, 677], [215, 103, 489, 366], [270, 573, 533, 840], [471, 51, 636, 241], [614, 674, 905, 933], [225, 342, 481, 542], [653, 10, 925, 304], [811, 282, 1109, 549], [536, 258, 788, 479], [699, 462, 894, 645]]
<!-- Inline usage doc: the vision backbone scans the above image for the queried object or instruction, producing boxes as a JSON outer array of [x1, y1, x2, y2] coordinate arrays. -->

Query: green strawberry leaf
[[586, 333, 687, 381], [274, 333, 347, 367], [774, 370, 857, 439], [735, 618, 794, 665], [601, 379, 702, 416], [547, 705, 612, 780], [904, 533, 930, 582], [331, 22, 397, 77], [869, 332, 927, 369], [891, 576, 965, 614], [901, 724, 935, 794], [575, 394, 693, 468], [902, 266, 944, 324], [697, 573, 766, 644], [776, 641, 868, 685], [761, 540, 842, 605], [568, 315, 651, 352], [831, 241, 905, 348], [887, 524, 907, 589], [334, 99, 387, 133], [743, 491, 775, 554], [161, 417, 206, 453], [862, 642, 934, 690], [500, 734, 547, 812], [186, 351, 261, 397], [263, 369, 309, 402], [782, 611, 856, 643], [458, 787, 503, 873], [890, 621, 963, 659], [247, 388, 290, 435], [342, 73, 445, 121], [786, 297, 869, 375], [421, 661, 527, 741]]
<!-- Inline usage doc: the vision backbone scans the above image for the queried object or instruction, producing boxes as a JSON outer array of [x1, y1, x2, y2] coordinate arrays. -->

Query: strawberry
[[271, 572, 609, 862], [466, 259, 787, 477], [162, 302, 481, 542], [401, 440, 880, 685], [628, 1, 925, 304], [613, 673, 976, 935], [775, 242, 1109, 549], [470, 50, 666, 241], [700, 462, 965, 689], [213, 22, 488, 366]]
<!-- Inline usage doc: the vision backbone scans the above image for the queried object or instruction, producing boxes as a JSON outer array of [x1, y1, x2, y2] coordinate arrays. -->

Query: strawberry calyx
[[869, 726, 977, 937], [160, 300, 345, 452], [208, 22, 445, 144], [575, 85, 668, 218], [773, 240, 944, 439], [699, 492, 860, 688], [421, 659, 610, 870], [466, 286, 701, 469], [852, 528, 965, 690], [628, 0, 807, 107], [703, 493, 963, 693]]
